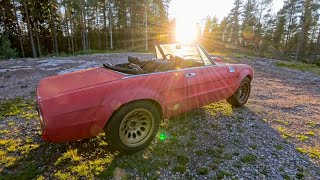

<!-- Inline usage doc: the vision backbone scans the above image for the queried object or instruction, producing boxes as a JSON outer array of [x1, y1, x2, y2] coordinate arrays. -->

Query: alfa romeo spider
[[36, 43, 253, 152]]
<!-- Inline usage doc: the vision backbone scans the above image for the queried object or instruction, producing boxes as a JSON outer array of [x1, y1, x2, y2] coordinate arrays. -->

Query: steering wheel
[[165, 54, 174, 61]]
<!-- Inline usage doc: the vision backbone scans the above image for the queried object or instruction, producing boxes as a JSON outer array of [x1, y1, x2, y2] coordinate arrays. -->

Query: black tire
[[104, 101, 160, 153], [227, 77, 251, 107]]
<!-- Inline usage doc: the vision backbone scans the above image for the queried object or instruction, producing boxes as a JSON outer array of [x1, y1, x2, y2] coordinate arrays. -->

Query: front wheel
[[104, 101, 160, 153], [227, 77, 251, 107]]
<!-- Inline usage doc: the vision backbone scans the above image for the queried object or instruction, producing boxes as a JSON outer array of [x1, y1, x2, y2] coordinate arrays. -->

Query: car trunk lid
[[37, 67, 123, 99]]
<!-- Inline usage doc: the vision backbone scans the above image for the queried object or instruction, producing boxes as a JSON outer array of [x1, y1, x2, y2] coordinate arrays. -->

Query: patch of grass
[[240, 154, 257, 164], [8, 121, 15, 126], [204, 101, 233, 116], [276, 126, 293, 139], [176, 155, 189, 165], [215, 170, 232, 179], [296, 135, 309, 141], [306, 121, 316, 127], [197, 167, 209, 175], [305, 131, 315, 136], [250, 145, 257, 150], [0, 98, 38, 120], [18, 144, 40, 154], [0, 130, 9, 134], [54, 149, 82, 165], [297, 147, 320, 159], [54, 171, 74, 180], [275, 145, 283, 150], [275, 61, 320, 75], [296, 172, 304, 179], [274, 119, 289, 126], [172, 164, 186, 173]]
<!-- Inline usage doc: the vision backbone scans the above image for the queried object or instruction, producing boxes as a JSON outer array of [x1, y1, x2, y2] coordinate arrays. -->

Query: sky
[[169, 0, 284, 24]]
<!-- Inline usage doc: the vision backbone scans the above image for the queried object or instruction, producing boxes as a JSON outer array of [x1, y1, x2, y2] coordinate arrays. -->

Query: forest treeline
[[201, 0, 320, 63], [0, 0, 320, 63], [0, 0, 172, 58]]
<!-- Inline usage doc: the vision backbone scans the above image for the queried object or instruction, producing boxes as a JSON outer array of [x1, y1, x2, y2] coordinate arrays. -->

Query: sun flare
[[175, 22, 197, 43]]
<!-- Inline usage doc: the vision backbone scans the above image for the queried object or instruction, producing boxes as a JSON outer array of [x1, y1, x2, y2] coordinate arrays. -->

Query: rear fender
[[100, 87, 163, 125]]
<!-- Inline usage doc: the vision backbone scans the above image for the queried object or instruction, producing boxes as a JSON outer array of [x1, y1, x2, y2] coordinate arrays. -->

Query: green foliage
[[0, 37, 18, 59]]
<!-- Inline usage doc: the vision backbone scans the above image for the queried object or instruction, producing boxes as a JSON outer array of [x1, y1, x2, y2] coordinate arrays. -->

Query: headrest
[[128, 56, 141, 64]]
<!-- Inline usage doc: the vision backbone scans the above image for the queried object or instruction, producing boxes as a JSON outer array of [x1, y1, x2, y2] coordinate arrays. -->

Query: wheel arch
[[103, 98, 163, 129]]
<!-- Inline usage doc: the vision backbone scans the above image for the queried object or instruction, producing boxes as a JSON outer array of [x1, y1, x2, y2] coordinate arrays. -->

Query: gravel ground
[[0, 53, 319, 179]]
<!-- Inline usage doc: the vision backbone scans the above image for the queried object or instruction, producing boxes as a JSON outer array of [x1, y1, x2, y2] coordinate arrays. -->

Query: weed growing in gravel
[[0, 130, 9, 134], [204, 101, 233, 116], [176, 155, 189, 165], [305, 131, 315, 136], [274, 119, 289, 126], [54, 171, 74, 180], [275, 145, 283, 150], [306, 121, 316, 127], [172, 164, 187, 173], [296, 135, 309, 141], [54, 149, 82, 165], [0, 98, 38, 120], [197, 167, 209, 175], [297, 147, 320, 159], [215, 170, 232, 179], [276, 126, 293, 139], [240, 154, 257, 163]]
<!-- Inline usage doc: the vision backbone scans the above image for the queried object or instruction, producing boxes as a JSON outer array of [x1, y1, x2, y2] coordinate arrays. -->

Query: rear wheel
[[104, 101, 160, 153], [227, 77, 251, 107]]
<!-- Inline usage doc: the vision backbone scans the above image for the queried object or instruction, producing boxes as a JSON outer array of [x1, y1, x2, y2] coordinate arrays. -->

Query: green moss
[[275, 145, 283, 150]]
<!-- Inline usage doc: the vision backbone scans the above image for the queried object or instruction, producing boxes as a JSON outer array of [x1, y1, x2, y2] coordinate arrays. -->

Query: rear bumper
[[36, 102, 49, 141]]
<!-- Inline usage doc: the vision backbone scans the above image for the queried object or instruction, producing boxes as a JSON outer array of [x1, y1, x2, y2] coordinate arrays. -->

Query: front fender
[[233, 66, 254, 92]]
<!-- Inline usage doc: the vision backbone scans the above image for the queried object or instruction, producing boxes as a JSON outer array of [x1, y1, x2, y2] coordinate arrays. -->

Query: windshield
[[156, 43, 212, 66]]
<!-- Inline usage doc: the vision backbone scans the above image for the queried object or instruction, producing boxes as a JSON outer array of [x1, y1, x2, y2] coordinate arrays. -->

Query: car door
[[184, 65, 230, 110]]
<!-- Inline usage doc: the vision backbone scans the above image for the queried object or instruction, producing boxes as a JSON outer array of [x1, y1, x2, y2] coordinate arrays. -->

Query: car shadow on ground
[[0, 101, 319, 179]]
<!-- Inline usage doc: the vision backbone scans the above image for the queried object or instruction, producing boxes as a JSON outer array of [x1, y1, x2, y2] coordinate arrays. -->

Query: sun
[[175, 21, 197, 43]]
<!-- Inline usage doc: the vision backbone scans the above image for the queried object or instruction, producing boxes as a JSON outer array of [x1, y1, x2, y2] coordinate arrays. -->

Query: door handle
[[185, 73, 196, 78]]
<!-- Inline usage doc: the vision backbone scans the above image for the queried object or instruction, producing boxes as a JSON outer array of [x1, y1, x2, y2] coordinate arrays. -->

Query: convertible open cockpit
[[103, 43, 212, 74]]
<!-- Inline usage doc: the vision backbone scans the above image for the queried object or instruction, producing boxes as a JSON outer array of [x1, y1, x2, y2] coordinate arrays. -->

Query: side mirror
[[211, 57, 224, 63]]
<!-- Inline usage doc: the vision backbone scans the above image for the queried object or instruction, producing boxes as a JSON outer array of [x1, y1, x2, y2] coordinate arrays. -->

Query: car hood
[[37, 67, 123, 99]]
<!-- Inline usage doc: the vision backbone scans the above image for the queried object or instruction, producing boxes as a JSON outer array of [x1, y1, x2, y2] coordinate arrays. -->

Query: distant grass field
[[275, 61, 320, 75]]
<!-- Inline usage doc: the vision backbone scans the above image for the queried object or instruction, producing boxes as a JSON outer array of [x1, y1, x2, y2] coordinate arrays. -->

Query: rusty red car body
[[36, 43, 253, 143]]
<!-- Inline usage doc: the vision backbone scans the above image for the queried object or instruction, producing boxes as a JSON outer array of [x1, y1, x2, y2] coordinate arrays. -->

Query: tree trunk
[[109, 0, 113, 50], [295, 0, 312, 61], [130, 2, 134, 49], [12, 0, 25, 58], [34, 21, 42, 57], [96, 5, 101, 50], [23, 0, 37, 58], [103, 0, 108, 49], [69, 2, 74, 54], [50, 1, 58, 54]]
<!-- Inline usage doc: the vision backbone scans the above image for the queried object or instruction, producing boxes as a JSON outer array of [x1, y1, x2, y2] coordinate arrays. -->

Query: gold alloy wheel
[[239, 81, 250, 103], [119, 108, 155, 147]]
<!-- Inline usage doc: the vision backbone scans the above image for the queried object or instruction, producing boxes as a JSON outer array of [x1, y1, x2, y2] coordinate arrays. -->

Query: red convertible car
[[36, 43, 253, 152]]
